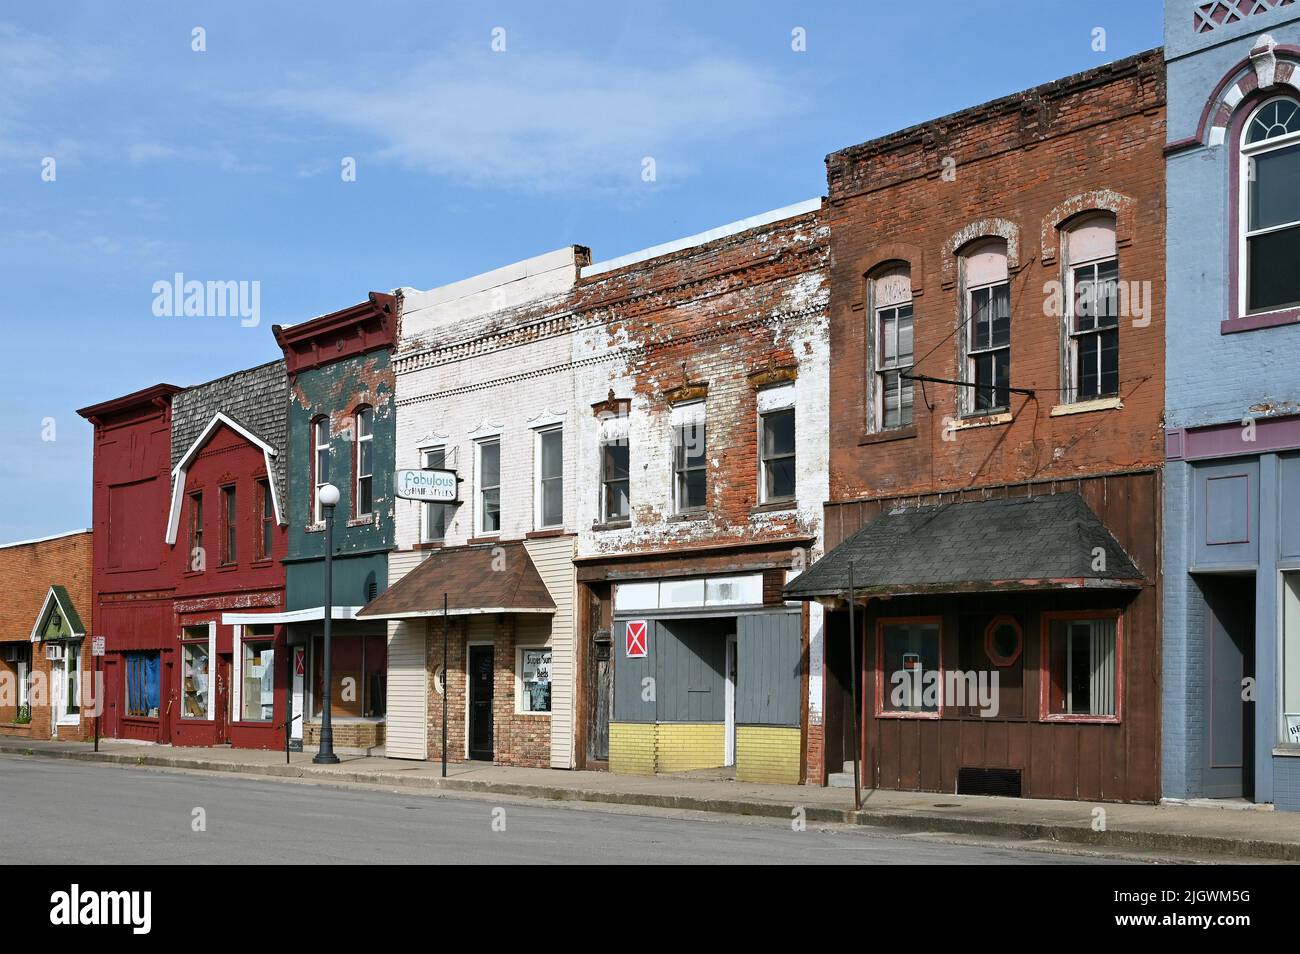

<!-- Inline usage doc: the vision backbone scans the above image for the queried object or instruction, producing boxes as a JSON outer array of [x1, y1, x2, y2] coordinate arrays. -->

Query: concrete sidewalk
[[2, 737, 1298, 861]]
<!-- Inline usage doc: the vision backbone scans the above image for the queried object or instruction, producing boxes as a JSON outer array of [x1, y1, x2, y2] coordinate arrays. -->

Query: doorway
[[1198, 574, 1256, 799], [215, 653, 232, 745], [468, 644, 495, 761]]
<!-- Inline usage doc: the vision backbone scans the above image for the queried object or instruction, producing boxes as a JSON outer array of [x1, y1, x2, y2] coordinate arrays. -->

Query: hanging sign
[[625, 620, 648, 658], [394, 468, 459, 502]]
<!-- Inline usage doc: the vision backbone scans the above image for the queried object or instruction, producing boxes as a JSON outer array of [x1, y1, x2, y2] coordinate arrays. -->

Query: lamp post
[[313, 482, 341, 765]]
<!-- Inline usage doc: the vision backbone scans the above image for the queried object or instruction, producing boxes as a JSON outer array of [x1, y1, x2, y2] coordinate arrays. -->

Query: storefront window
[[181, 630, 211, 720], [1045, 616, 1118, 720], [241, 640, 275, 722], [880, 620, 941, 716], [63, 642, 81, 716], [125, 651, 160, 718], [520, 648, 552, 713], [1283, 574, 1300, 745], [312, 634, 385, 718]]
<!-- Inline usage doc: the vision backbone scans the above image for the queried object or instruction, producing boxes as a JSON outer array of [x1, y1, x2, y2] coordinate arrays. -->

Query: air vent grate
[[957, 767, 1022, 798]]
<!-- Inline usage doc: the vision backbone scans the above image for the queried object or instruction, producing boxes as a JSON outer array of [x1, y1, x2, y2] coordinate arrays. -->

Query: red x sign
[[625, 620, 648, 658]]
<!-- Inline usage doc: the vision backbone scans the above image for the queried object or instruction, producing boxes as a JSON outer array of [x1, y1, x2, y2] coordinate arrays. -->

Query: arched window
[[1064, 213, 1119, 401], [1241, 96, 1300, 315], [961, 239, 1010, 414], [870, 264, 913, 430], [354, 405, 374, 518], [312, 416, 331, 523]]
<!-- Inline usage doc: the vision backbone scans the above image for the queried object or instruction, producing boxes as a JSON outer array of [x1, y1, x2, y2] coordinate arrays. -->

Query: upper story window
[[671, 401, 707, 514], [255, 478, 274, 561], [476, 437, 501, 536], [312, 416, 331, 523], [871, 265, 914, 430], [421, 446, 447, 543], [220, 484, 237, 566], [534, 426, 563, 529], [601, 439, 630, 523], [1242, 96, 1300, 315], [962, 239, 1011, 415], [758, 385, 796, 504], [354, 406, 374, 518], [1065, 213, 1119, 401], [188, 491, 204, 572]]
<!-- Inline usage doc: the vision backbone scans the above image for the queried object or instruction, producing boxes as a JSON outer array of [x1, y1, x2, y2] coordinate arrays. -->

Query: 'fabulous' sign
[[395, 468, 459, 502]]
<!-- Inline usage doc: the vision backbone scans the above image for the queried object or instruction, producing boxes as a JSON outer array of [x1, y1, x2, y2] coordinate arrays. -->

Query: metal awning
[[221, 606, 364, 626], [356, 541, 556, 620], [784, 492, 1145, 601]]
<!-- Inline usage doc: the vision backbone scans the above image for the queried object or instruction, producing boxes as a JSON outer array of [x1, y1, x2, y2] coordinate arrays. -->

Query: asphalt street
[[0, 755, 1131, 864]]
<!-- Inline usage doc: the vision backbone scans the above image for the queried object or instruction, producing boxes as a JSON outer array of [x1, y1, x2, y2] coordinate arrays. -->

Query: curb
[[3, 744, 1296, 861]]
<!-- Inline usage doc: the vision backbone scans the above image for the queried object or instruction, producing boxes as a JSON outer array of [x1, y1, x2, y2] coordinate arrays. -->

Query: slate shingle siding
[[171, 359, 288, 509]]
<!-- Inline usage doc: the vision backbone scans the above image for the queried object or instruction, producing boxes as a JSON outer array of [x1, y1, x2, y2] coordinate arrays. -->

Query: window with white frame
[[963, 239, 1011, 414], [1242, 96, 1300, 315], [1282, 574, 1300, 745], [354, 406, 373, 518], [601, 440, 629, 522], [1065, 214, 1119, 401], [758, 386, 795, 504], [421, 446, 448, 542], [672, 401, 707, 513], [476, 437, 501, 535], [1044, 616, 1118, 720], [534, 426, 563, 529], [872, 265, 914, 429], [518, 646, 552, 713], [313, 416, 331, 523]]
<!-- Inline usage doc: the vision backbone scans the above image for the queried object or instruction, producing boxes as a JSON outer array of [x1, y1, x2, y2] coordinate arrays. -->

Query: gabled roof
[[164, 411, 283, 544], [357, 542, 556, 619], [783, 493, 1144, 601], [29, 585, 87, 642]]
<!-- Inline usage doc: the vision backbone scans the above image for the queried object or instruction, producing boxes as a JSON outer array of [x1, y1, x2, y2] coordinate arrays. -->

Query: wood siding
[[384, 549, 428, 760], [524, 536, 578, 769]]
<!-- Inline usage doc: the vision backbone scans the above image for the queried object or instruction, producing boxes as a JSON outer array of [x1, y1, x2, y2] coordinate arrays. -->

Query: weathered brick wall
[[824, 51, 1167, 502]]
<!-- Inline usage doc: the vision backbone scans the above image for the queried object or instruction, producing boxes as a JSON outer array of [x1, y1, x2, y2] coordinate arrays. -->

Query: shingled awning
[[356, 542, 556, 620], [784, 493, 1144, 601]]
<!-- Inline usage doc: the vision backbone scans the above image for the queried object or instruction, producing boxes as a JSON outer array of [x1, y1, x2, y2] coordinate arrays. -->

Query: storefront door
[[1201, 574, 1256, 798], [49, 657, 65, 738], [468, 644, 494, 761], [215, 653, 231, 744]]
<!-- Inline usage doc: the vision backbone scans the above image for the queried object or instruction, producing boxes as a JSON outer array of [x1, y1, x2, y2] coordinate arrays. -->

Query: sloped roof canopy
[[357, 542, 556, 619], [784, 493, 1144, 601], [29, 585, 87, 642]]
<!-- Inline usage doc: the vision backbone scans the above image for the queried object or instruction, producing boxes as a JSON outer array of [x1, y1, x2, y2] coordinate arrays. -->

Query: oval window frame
[[983, 614, 1024, 667]]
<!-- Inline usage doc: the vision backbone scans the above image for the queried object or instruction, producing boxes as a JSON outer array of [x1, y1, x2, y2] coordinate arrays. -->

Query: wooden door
[[468, 645, 494, 760]]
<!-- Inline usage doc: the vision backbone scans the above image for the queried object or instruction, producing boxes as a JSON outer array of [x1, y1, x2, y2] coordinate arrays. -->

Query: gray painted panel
[[1280, 453, 1300, 560], [737, 612, 801, 727], [1193, 458, 1259, 568], [657, 618, 725, 723], [612, 619, 655, 723]]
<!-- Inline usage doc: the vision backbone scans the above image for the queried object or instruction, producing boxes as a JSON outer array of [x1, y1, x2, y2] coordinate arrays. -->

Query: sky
[[0, 0, 1165, 542]]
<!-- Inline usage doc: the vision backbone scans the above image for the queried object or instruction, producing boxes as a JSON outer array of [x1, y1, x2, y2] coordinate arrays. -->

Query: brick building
[[0, 530, 95, 742], [1163, 0, 1300, 810], [77, 384, 183, 743], [786, 51, 1169, 801]]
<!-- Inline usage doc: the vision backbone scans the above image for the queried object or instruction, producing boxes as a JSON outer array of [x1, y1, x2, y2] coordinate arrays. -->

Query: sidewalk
[[3, 737, 1298, 861]]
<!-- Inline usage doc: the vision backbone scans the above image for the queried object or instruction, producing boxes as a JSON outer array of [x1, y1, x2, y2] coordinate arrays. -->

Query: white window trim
[[1063, 249, 1119, 405], [355, 407, 373, 518], [964, 277, 1011, 416], [475, 436, 501, 537], [671, 400, 707, 514], [420, 444, 448, 543], [533, 425, 563, 530], [514, 643, 554, 716], [313, 417, 331, 524], [875, 301, 914, 430], [757, 392, 796, 506], [1238, 97, 1300, 319], [57, 641, 82, 725]]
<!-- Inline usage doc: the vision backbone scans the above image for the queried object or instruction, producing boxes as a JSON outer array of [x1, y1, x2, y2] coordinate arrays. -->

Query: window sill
[[347, 516, 375, 529], [591, 520, 631, 532], [1273, 745, 1300, 758], [465, 535, 501, 546], [1040, 713, 1121, 725], [955, 412, 1012, 430], [304, 523, 325, 534], [1050, 397, 1123, 417], [215, 564, 239, 573], [1222, 306, 1300, 335], [667, 511, 708, 523], [413, 541, 445, 550], [858, 425, 917, 446], [250, 558, 274, 568], [750, 500, 797, 515], [876, 710, 942, 720], [525, 527, 571, 540], [514, 710, 552, 717]]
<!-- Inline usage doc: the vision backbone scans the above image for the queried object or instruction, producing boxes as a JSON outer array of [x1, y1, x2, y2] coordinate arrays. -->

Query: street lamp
[[313, 482, 341, 765]]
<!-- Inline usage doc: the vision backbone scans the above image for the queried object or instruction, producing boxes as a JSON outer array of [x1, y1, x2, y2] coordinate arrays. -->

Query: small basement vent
[[957, 767, 1022, 798]]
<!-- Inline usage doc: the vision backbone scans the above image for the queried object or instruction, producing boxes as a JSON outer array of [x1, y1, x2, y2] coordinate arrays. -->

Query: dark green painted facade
[[284, 349, 395, 612]]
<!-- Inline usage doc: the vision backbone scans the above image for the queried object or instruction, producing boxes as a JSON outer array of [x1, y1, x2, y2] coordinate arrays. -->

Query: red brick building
[[78, 384, 183, 742], [787, 51, 1168, 801], [0, 530, 95, 742]]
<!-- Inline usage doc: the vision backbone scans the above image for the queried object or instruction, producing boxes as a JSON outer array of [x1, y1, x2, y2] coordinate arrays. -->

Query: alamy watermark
[[152, 273, 260, 327]]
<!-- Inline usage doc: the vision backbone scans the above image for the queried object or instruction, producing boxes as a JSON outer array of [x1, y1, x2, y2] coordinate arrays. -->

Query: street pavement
[[0, 755, 1130, 865]]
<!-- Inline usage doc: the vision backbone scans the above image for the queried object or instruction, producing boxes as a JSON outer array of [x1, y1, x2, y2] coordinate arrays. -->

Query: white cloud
[[262, 50, 803, 192], [127, 142, 177, 164]]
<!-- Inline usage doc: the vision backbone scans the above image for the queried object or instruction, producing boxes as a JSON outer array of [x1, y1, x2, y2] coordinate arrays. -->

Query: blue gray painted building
[[1164, 0, 1300, 809]]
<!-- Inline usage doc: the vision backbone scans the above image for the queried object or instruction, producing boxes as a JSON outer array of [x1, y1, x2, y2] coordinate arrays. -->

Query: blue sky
[[0, 0, 1164, 541]]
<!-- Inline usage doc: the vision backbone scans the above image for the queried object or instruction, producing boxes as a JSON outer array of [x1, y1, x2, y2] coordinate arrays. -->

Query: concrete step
[[828, 772, 855, 788]]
